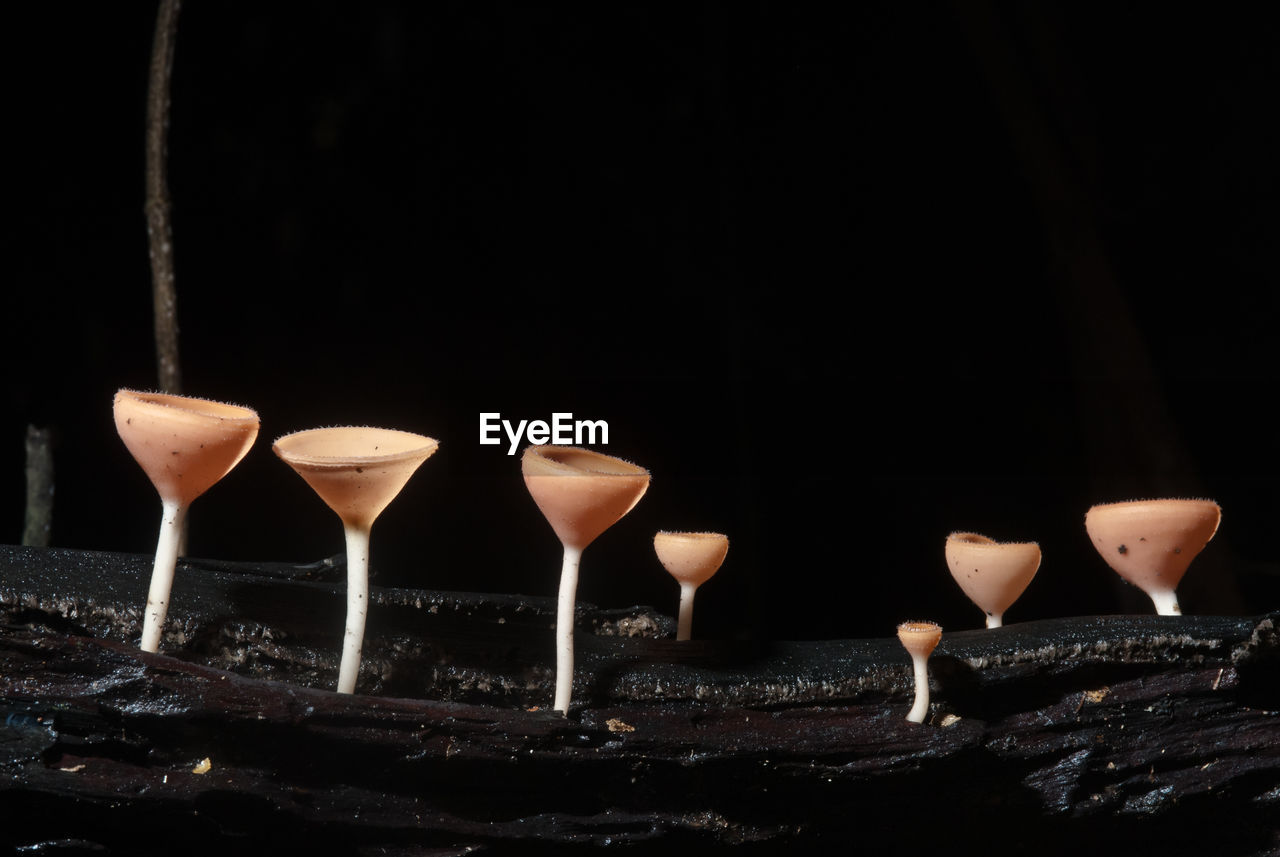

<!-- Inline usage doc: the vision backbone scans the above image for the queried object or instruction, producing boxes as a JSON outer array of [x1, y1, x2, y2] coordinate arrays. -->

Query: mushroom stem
[[677, 583, 697, 641], [907, 652, 931, 723], [1150, 589, 1181, 616], [337, 523, 372, 694], [897, 620, 943, 724], [553, 545, 583, 713], [986, 614, 1002, 629], [140, 499, 186, 653]]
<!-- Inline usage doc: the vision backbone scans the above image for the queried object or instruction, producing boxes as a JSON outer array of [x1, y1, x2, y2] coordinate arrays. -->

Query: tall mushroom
[[1084, 498, 1221, 616], [274, 426, 438, 693], [945, 532, 1041, 628], [114, 390, 259, 653], [653, 531, 729, 641], [522, 445, 650, 713]]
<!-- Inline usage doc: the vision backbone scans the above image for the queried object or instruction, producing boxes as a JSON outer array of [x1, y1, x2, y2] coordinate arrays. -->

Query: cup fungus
[[653, 531, 729, 641], [944, 532, 1041, 628], [1084, 498, 1221, 616], [897, 620, 942, 724], [113, 390, 260, 653], [273, 426, 439, 694], [522, 445, 650, 713]]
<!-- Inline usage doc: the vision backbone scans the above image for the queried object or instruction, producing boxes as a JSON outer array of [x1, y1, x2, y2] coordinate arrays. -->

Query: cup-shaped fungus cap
[[114, 390, 260, 506], [273, 427, 439, 530], [897, 620, 943, 659], [1084, 498, 1221, 610], [945, 532, 1041, 626], [654, 531, 729, 588], [522, 445, 650, 551]]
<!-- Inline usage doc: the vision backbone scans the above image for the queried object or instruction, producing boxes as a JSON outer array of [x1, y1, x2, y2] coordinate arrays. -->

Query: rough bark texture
[[2, 545, 1278, 856]]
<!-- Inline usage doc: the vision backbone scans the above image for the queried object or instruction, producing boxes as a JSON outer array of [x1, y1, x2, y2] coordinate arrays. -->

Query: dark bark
[[2, 545, 1278, 856]]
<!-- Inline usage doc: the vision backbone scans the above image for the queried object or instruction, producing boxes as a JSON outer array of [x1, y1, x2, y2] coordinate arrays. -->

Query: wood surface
[[2, 544, 1277, 856]]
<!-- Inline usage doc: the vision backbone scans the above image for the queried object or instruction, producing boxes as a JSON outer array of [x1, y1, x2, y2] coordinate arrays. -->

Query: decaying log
[[2, 545, 1278, 856]]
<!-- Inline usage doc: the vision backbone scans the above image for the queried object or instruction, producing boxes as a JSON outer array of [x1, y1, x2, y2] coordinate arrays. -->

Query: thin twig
[[145, 0, 182, 395], [22, 426, 54, 547]]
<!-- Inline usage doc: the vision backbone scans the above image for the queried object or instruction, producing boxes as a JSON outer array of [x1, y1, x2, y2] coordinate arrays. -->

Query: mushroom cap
[[114, 389, 259, 506], [273, 426, 439, 530], [897, 620, 943, 659], [654, 531, 729, 587], [1084, 498, 1221, 600], [945, 532, 1041, 623], [522, 445, 650, 551]]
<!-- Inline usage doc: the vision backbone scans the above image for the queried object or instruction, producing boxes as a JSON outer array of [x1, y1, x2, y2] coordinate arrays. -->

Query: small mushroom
[[523, 445, 650, 713], [945, 532, 1041, 628], [274, 427, 439, 693], [114, 390, 259, 653], [1084, 498, 1221, 615], [897, 620, 943, 724], [653, 531, 729, 641]]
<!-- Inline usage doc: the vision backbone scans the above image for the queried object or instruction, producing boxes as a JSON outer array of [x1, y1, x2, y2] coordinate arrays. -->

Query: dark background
[[5, 3, 1278, 640]]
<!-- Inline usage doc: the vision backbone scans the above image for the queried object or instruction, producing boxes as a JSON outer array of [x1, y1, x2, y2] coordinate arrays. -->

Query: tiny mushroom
[[114, 390, 259, 653], [274, 426, 439, 693], [522, 445, 650, 714], [653, 531, 729, 641], [897, 620, 943, 724], [945, 532, 1041, 628], [1084, 498, 1221, 615]]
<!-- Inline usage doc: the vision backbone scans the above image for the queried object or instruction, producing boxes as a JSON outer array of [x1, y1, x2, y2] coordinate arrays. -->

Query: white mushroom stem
[[898, 620, 943, 724], [553, 545, 583, 713], [1150, 589, 1181, 616], [677, 583, 697, 642], [337, 523, 372, 694], [907, 650, 932, 724], [140, 499, 187, 653]]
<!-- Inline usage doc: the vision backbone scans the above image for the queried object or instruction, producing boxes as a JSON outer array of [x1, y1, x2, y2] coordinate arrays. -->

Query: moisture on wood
[[2, 545, 1278, 856]]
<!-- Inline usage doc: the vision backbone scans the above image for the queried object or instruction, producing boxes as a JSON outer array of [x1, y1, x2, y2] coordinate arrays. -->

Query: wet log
[[2, 545, 1278, 856]]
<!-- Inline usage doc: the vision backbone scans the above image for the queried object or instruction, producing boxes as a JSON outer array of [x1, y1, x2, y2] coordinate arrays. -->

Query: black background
[[5, 3, 1278, 640]]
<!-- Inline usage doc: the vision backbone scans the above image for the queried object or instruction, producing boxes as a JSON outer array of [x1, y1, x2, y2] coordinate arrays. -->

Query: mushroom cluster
[[115, 389, 439, 694], [114, 391, 738, 709], [939, 497, 1222, 629], [111, 388, 1229, 723], [520, 447, 740, 711]]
